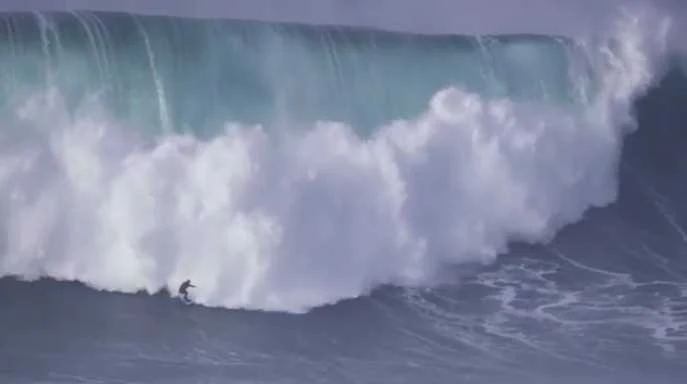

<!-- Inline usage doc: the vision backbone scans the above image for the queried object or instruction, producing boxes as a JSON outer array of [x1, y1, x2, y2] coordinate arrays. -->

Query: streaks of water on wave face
[[388, 242, 687, 372], [471, 261, 610, 370], [370, 289, 534, 379], [501, 247, 687, 354]]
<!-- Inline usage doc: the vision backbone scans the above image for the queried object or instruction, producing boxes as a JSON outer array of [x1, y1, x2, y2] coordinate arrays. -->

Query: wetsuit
[[178, 280, 195, 301]]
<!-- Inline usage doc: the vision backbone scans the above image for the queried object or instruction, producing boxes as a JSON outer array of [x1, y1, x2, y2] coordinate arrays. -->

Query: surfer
[[178, 279, 195, 302]]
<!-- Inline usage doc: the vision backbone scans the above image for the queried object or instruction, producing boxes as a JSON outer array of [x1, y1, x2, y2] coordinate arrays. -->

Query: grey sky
[[0, 0, 684, 36]]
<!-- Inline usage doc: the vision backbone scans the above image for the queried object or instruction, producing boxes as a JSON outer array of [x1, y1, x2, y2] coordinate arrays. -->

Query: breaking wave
[[0, 8, 674, 312]]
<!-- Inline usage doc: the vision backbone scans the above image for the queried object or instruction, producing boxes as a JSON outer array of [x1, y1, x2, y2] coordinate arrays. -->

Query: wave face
[[0, 9, 673, 312], [0, 12, 585, 135]]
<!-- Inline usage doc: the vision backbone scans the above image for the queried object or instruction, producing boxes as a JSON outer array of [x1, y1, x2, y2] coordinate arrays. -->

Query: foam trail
[[0, 9, 672, 312]]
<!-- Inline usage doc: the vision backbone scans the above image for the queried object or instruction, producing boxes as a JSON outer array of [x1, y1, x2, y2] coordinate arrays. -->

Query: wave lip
[[0, 0, 645, 37], [0, 7, 674, 312]]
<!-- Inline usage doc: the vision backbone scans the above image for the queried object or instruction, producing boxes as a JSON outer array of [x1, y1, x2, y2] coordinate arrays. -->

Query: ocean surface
[[0, 2, 686, 383]]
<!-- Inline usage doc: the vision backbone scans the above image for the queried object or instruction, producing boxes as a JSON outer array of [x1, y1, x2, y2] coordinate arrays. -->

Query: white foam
[[0, 9, 671, 312]]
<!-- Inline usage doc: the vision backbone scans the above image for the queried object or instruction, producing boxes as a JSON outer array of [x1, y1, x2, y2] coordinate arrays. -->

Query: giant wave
[[0, 7, 674, 312]]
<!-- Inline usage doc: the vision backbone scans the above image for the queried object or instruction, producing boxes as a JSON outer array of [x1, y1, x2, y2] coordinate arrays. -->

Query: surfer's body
[[178, 279, 195, 302]]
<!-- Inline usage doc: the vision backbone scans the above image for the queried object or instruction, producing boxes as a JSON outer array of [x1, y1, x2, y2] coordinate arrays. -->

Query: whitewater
[[0, 1, 678, 315]]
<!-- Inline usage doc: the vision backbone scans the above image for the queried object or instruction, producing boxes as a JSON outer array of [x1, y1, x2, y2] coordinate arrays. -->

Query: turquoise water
[[0, 12, 587, 138]]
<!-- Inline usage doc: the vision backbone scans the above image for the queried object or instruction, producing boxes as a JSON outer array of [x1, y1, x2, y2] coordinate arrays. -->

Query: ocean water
[[0, 2, 686, 384]]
